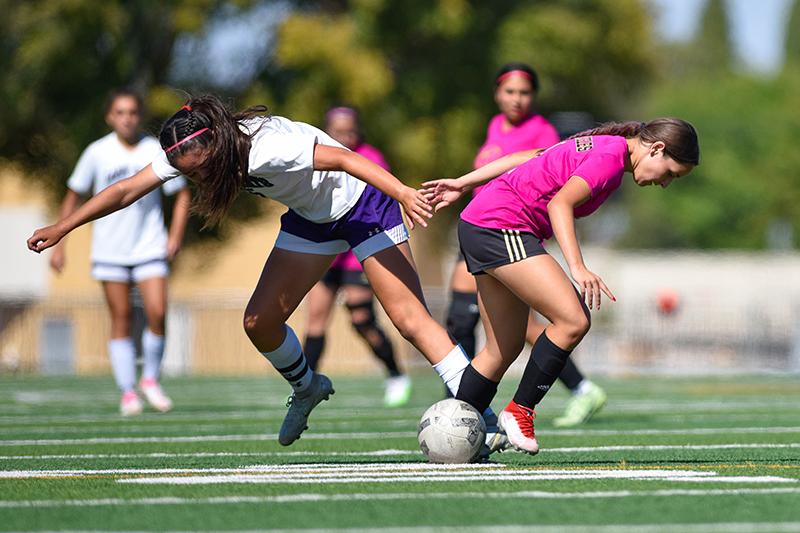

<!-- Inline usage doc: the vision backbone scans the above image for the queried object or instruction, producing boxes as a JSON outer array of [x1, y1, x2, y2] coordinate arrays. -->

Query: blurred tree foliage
[[4, 0, 799, 251], [617, 0, 800, 250], [0, 0, 262, 245]]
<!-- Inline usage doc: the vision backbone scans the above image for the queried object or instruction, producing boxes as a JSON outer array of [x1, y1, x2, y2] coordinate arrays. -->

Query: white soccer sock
[[260, 326, 313, 393], [108, 337, 137, 394], [432, 345, 496, 419], [141, 329, 165, 381], [575, 379, 593, 396], [432, 344, 470, 397]]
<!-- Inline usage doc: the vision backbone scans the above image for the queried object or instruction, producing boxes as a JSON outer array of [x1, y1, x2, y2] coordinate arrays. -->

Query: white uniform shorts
[[91, 259, 169, 283]]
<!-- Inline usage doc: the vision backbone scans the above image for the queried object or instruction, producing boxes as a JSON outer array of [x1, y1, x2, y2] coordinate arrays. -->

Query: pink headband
[[165, 128, 210, 153], [496, 70, 533, 86], [325, 107, 359, 125]]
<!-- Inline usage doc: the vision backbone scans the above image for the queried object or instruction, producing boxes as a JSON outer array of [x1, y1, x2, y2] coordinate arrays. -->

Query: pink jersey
[[461, 135, 627, 242], [472, 113, 560, 196], [329, 142, 390, 271]]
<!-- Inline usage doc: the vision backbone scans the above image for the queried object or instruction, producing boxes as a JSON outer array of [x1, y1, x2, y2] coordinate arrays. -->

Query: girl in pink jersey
[[424, 118, 699, 454], [303, 107, 411, 408], [446, 63, 607, 428]]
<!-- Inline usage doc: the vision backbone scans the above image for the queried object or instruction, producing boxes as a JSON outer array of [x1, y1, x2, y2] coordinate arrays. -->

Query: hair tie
[[165, 127, 209, 153], [181, 105, 192, 112], [325, 107, 359, 125], [496, 70, 533, 86]]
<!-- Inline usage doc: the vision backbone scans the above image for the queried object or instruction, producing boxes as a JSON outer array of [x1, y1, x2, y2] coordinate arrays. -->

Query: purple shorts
[[275, 184, 409, 262]]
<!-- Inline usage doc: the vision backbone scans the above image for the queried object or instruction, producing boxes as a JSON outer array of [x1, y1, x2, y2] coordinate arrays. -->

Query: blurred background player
[[302, 106, 412, 407], [444, 63, 607, 427], [49, 88, 190, 416]]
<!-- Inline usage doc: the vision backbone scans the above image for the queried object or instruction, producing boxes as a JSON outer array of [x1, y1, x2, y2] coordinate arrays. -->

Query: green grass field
[[1, 371, 799, 532]]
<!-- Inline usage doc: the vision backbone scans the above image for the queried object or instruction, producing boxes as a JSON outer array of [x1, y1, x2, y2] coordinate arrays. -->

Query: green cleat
[[553, 382, 607, 427]]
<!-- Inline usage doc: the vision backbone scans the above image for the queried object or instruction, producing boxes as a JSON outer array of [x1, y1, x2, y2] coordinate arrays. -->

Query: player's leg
[[361, 242, 465, 370], [99, 270, 141, 416], [302, 279, 338, 372], [343, 283, 411, 407], [136, 265, 173, 412], [492, 255, 591, 454], [527, 301, 607, 427], [243, 247, 337, 445], [445, 260, 480, 359]]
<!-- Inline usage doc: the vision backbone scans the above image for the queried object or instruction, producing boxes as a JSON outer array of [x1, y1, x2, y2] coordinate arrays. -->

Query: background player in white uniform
[[29, 95, 507, 455], [49, 88, 190, 416]]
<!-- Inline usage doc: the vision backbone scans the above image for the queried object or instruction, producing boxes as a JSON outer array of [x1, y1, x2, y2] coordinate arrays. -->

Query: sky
[[647, 0, 794, 76]]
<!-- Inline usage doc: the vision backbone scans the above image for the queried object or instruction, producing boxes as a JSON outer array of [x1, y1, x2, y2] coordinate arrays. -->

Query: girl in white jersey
[[29, 95, 497, 451], [49, 89, 190, 416], [423, 118, 699, 455]]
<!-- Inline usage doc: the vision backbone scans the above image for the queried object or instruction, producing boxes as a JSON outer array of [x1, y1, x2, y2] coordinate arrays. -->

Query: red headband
[[165, 128, 209, 153], [496, 70, 533, 86]]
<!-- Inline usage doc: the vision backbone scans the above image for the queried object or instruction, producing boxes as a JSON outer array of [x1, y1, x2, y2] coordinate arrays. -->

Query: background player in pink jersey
[[445, 63, 607, 427], [424, 118, 699, 454], [302, 107, 412, 408]]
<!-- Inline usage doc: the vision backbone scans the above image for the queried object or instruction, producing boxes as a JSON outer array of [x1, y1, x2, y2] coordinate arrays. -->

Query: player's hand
[[569, 265, 615, 310], [166, 237, 183, 262], [27, 225, 66, 254], [419, 179, 464, 212], [397, 185, 433, 230], [49, 245, 66, 273]]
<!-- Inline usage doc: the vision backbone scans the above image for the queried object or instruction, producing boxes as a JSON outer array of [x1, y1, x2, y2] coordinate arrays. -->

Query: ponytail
[[569, 118, 699, 166], [160, 95, 270, 228]]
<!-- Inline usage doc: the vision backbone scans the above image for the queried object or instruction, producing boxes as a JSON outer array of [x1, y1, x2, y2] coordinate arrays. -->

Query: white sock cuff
[[260, 326, 303, 367], [432, 344, 470, 396]]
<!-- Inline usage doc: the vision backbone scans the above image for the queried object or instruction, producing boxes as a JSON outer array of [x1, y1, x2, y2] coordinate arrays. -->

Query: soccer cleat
[[279, 373, 335, 446], [383, 375, 412, 407], [498, 399, 539, 455], [139, 378, 173, 412], [479, 411, 511, 459], [553, 382, 607, 428], [120, 391, 143, 416]]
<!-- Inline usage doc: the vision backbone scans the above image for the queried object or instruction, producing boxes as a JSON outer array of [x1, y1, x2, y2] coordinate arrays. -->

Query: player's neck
[[116, 133, 142, 151]]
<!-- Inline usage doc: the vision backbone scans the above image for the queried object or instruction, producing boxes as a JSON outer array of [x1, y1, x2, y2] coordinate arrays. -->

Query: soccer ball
[[417, 398, 486, 463]]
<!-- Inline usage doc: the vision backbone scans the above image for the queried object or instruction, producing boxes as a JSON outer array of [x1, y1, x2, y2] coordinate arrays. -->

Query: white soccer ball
[[417, 398, 487, 463]]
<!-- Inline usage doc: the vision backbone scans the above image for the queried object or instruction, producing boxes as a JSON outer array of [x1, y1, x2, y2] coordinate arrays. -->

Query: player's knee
[[564, 312, 591, 346], [242, 310, 283, 348], [445, 292, 480, 338]]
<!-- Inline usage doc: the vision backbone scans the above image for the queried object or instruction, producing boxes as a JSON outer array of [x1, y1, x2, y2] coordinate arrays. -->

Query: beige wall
[[2, 167, 432, 376]]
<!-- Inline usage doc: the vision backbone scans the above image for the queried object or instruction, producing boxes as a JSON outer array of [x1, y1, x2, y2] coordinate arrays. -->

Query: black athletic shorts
[[458, 219, 547, 275]]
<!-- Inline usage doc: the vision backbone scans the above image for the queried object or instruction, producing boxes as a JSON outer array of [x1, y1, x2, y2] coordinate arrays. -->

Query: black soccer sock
[[445, 291, 481, 360], [302, 335, 325, 372], [513, 331, 571, 408], [557, 357, 584, 391], [455, 364, 499, 415]]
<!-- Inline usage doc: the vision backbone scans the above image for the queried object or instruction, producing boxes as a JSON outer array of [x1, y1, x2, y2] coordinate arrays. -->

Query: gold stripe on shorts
[[502, 229, 527, 263]]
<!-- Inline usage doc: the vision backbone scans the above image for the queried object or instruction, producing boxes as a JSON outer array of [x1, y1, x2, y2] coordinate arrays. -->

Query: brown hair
[[569, 118, 700, 166], [159, 95, 269, 228]]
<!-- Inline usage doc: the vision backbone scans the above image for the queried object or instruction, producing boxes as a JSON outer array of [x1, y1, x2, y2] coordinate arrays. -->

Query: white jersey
[[67, 132, 187, 265], [152, 116, 366, 224]]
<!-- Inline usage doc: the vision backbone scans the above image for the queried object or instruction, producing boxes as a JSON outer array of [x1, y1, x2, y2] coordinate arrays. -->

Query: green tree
[[265, 0, 657, 230], [0, 0, 257, 200], [620, 0, 800, 250]]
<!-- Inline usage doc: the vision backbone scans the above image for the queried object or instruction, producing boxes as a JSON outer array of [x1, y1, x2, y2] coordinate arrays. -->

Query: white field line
[[3, 426, 800, 447], [2, 463, 795, 485], [3, 442, 796, 460], [2, 488, 800, 510]]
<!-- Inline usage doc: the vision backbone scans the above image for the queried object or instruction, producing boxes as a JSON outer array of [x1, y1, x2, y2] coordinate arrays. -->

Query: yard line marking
[[1, 443, 799, 460], [3, 426, 800, 446], [3, 464, 793, 484], [2, 488, 800, 509]]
